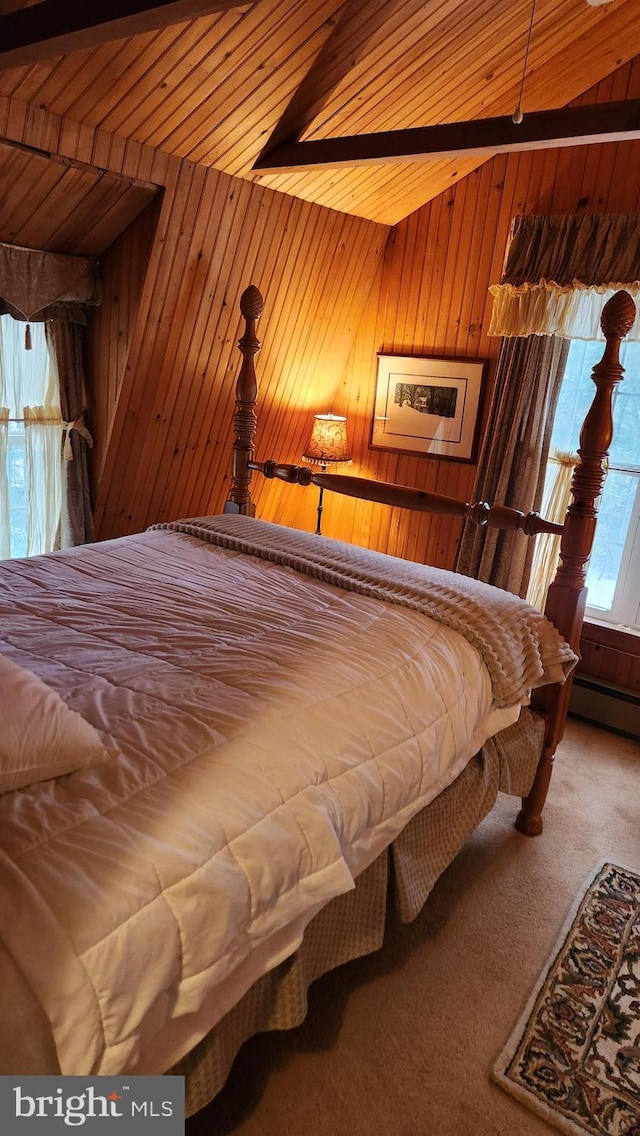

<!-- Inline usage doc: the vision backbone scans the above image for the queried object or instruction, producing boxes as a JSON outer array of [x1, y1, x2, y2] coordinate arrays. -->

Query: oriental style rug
[[493, 862, 640, 1136]]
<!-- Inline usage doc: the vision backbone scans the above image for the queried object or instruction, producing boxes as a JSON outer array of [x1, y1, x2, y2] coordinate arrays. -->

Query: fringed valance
[[489, 279, 640, 340], [0, 242, 101, 322], [489, 214, 640, 340]]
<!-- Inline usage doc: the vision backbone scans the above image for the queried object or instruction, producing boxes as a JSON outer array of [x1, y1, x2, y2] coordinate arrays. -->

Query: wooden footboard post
[[516, 289, 636, 835], [224, 285, 264, 516]]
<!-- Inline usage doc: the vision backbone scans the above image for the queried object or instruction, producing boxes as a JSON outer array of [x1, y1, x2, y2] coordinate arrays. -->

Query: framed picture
[[370, 353, 487, 462]]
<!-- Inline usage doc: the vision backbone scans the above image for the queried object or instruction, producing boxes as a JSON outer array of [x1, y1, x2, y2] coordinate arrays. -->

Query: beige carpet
[[186, 718, 640, 1136]]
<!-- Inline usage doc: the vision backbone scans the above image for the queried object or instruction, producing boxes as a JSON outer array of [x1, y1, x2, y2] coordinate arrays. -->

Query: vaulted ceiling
[[0, 0, 639, 225]]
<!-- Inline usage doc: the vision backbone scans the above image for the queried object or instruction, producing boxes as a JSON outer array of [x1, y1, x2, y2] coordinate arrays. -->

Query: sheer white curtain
[[0, 315, 63, 557], [526, 449, 578, 611], [0, 407, 8, 560]]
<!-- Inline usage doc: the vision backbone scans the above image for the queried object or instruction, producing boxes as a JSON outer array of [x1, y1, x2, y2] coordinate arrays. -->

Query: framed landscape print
[[370, 353, 487, 462]]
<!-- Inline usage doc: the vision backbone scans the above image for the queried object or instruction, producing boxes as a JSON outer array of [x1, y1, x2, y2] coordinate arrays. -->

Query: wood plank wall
[[290, 58, 640, 568], [578, 623, 640, 694], [86, 193, 163, 492], [93, 165, 386, 536], [0, 93, 388, 538]]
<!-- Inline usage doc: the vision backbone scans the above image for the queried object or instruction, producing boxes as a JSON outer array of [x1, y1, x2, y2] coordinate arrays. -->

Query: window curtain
[[0, 242, 100, 550], [0, 242, 100, 322], [489, 213, 640, 340], [455, 334, 568, 595], [24, 405, 63, 554], [0, 317, 63, 556], [526, 450, 578, 611], [456, 212, 640, 598], [45, 322, 95, 545], [0, 408, 8, 560]]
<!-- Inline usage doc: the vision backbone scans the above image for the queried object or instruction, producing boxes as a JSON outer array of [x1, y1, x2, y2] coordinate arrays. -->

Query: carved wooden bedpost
[[224, 284, 264, 516], [516, 289, 636, 835]]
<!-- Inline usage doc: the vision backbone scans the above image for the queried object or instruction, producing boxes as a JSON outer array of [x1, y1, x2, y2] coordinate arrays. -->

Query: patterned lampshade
[[302, 413, 351, 466]]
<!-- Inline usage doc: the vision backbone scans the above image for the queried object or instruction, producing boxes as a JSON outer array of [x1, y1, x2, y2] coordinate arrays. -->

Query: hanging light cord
[[513, 0, 537, 124]]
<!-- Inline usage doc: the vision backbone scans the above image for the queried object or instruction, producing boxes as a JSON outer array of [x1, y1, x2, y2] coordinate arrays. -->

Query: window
[[0, 315, 62, 559], [549, 338, 640, 631]]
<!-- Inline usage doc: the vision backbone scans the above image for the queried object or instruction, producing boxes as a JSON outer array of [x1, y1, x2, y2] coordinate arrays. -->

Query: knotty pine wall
[[92, 165, 386, 536], [86, 193, 162, 493], [282, 58, 640, 569], [0, 94, 388, 538]]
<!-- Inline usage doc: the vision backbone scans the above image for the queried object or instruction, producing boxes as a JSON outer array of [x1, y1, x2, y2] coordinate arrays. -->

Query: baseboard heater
[[570, 674, 640, 740]]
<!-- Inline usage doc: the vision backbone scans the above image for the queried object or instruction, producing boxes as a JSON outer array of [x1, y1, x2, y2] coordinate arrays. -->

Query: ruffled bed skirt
[[174, 708, 544, 1115]]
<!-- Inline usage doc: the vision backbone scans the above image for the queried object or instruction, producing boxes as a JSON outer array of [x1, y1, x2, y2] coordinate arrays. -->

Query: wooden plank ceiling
[[0, 138, 159, 254], [0, 0, 639, 225]]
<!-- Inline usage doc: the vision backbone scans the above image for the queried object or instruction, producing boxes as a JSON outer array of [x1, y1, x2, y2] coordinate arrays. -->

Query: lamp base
[[314, 485, 325, 535]]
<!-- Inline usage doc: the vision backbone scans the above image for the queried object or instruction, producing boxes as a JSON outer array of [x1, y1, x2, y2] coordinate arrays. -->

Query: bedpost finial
[[601, 290, 636, 339], [240, 285, 264, 322]]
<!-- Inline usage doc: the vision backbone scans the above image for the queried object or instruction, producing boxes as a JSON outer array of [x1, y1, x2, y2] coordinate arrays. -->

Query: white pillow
[[0, 652, 111, 793]]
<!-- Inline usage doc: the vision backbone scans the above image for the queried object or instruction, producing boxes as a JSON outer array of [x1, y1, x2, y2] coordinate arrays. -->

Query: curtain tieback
[[549, 449, 578, 468], [62, 415, 93, 461]]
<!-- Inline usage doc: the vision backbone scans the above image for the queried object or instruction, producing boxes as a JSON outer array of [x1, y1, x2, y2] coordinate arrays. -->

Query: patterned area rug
[[493, 862, 640, 1136]]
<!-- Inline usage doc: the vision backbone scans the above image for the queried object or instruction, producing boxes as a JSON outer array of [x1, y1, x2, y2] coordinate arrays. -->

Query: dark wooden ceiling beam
[[0, 0, 253, 70], [253, 100, 640, 172]]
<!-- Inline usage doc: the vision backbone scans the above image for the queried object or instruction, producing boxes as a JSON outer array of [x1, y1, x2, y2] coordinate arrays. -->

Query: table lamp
[[302, 413, 351, 534]]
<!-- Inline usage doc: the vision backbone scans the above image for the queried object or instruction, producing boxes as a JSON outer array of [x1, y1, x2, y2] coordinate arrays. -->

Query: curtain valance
[[0, 242, 101, 322], [488, 213, 640, 340]]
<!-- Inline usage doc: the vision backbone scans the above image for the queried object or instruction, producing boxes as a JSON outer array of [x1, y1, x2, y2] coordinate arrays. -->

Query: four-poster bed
[[0, 284, 634, 1112]]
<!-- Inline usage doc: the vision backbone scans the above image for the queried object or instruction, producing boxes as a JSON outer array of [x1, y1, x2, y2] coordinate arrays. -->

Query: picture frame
[[370, 353, 487, 462]]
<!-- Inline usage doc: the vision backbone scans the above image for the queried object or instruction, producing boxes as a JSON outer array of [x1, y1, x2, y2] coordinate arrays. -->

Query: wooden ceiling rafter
[[253, 99, 640, 172], [255, 0, 501, 167], [251, 0, 622, 188], [0, 0, 254, 71], [299, 0, 518, 143]]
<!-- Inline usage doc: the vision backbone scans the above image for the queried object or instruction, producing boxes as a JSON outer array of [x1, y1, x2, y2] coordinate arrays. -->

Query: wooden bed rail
[[247, 460, 564, 536]]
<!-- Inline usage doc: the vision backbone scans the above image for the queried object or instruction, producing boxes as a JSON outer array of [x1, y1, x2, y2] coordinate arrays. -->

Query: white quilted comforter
[[0, 522, 544, 1076]]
